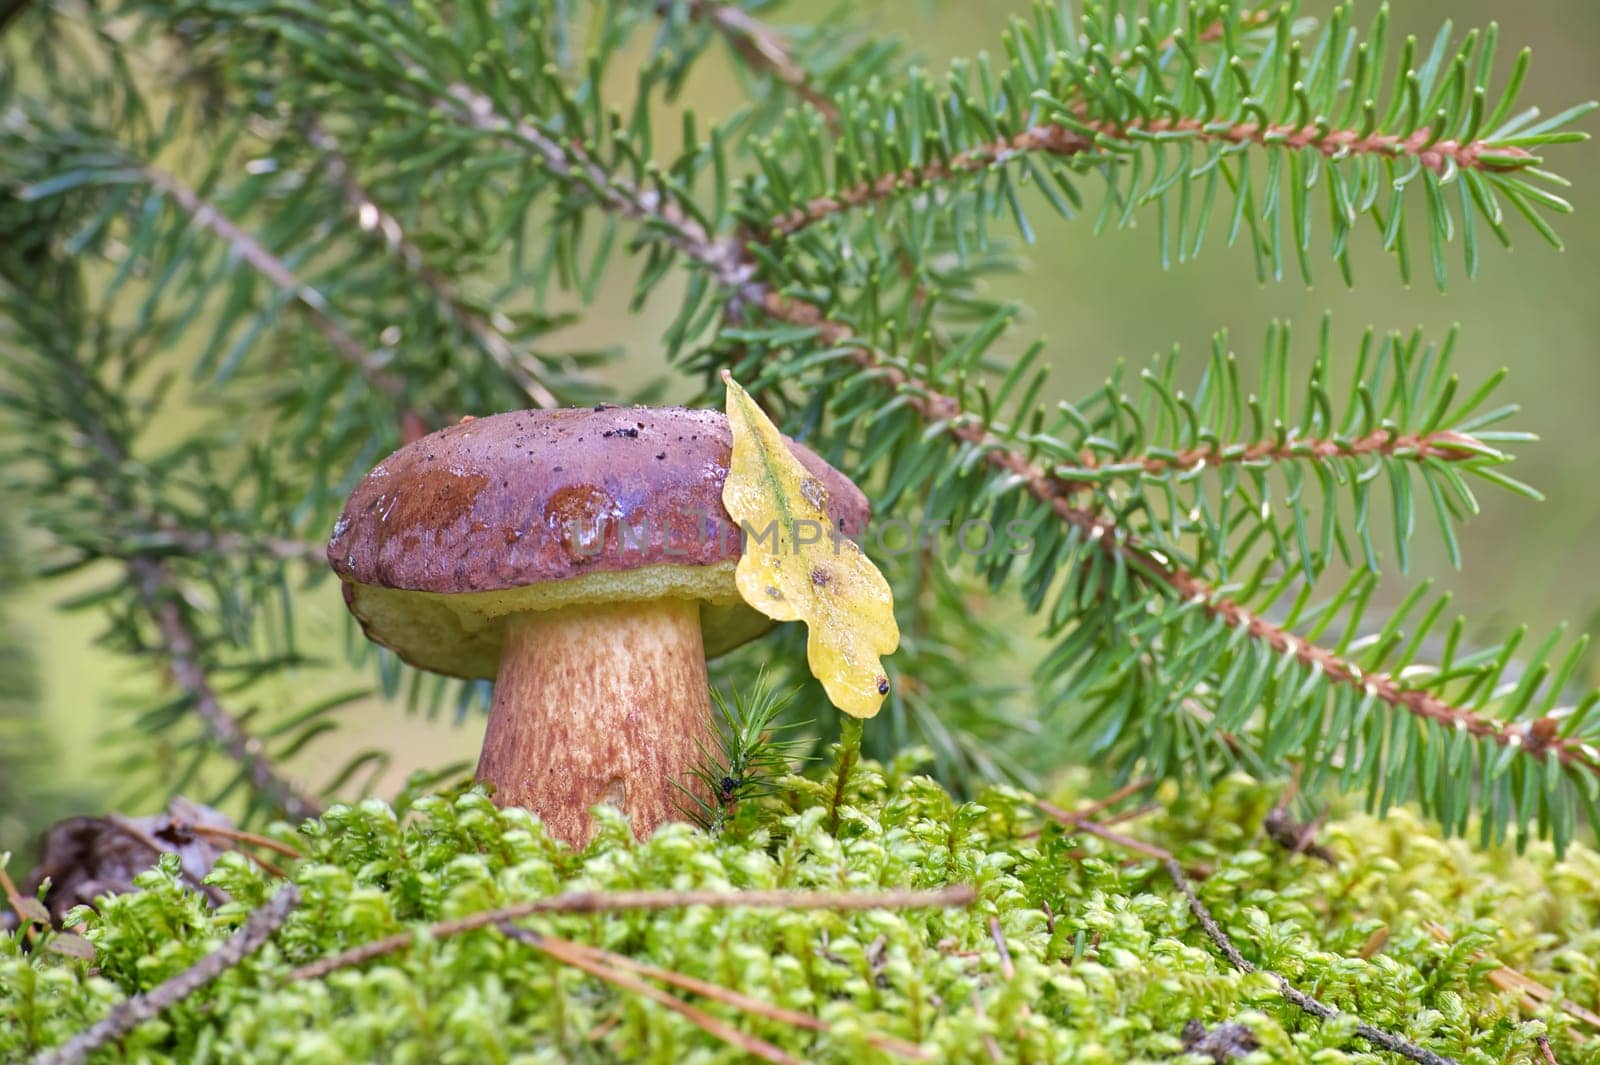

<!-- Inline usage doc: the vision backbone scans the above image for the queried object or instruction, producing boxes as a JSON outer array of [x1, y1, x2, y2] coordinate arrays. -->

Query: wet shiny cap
[[328, 405, 870, 678]]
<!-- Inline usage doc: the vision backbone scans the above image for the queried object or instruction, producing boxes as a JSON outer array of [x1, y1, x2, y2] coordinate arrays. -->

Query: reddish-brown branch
[[764, 116, 1532, 240], [1422, 922, 1600, 1032], [1035, 800, 1190, 869], [502, 926, 803, 1065], [765, 125, 1094, 239], [516, 931, 931, 1059], [686, 1, 838, 123], [1074, 428, 1485, 477], [757, 291, 1599, 779]]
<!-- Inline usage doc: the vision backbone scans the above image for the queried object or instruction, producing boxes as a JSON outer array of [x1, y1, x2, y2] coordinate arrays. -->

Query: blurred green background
[[9, 0, 1599, 818]]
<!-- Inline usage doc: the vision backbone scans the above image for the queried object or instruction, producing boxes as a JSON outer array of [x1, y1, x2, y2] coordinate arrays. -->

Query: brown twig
[[1539, 1035, 1561, 1064], [289, 884, 975, 982], [1067, 428, 1486, 480], [30, 885, 300, 1065], [685, 1, 838, 123], [1066, 778, 1158, 821], [1166, 859, 1456, 1065], [183, 823, 302, 862], [1033, 799, 1203, 874], [500, 925, 803, 1065], [517, 930, 931, 1059], [763, 117, 1531, 240], [987, 917, 1015, 981], [127, 557, 324, 824]]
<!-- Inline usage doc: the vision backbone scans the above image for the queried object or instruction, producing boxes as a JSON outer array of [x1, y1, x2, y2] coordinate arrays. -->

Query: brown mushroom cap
[[328, 406, 870, 678]]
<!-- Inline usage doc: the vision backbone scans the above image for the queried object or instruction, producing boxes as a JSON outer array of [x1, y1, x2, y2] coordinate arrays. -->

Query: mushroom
[[327, 405, 869, 845]]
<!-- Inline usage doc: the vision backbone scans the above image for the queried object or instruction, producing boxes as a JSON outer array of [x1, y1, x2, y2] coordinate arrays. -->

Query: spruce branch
[[1065, 426, 1483, 480], [509, 927, 931, 1059], [142, 165, 405, 401], [744, 291, 1600, 838], [760, 116, 1533, 242], [0, 202, 327, 824], [303, 121, 561, 409], [746, 4, 1592, 285], [440, 80, 754, 294], [113, 524, 323, 567]]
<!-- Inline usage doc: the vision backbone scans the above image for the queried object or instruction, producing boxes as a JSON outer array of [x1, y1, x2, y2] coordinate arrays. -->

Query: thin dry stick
[[499, 924, 803, 1065], [987, 917, 1014, 982], [1421, 922, 1600, 1032], [184, 823, 303, 862], [1539, 1035, 1561, 1064], [524, 931, 930, 1060], [105, 815, 227, 903], [1100, 801, 1162, 828], [1165, 859, 1456, 1065], [1066, 778, 1157, 821], [1034, 800, 1174, 863], [30, 885, 300, 1065], [289, 884, 975, 982], [0, 863, 48, 927]]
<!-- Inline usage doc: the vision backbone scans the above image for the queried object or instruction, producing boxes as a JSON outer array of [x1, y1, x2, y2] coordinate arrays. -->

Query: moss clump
[[3, 754, 1596, 1063]]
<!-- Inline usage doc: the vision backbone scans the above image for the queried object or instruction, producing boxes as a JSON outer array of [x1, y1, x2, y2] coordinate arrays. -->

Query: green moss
[[4, 754, 1596, 1063]]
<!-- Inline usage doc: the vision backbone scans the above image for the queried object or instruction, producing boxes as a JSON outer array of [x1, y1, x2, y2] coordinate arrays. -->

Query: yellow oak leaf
[[721, 371, 899, 718]]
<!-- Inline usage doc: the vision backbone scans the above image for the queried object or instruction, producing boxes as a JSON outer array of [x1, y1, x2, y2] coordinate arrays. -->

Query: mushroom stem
[[476, 597, 715, 845]]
